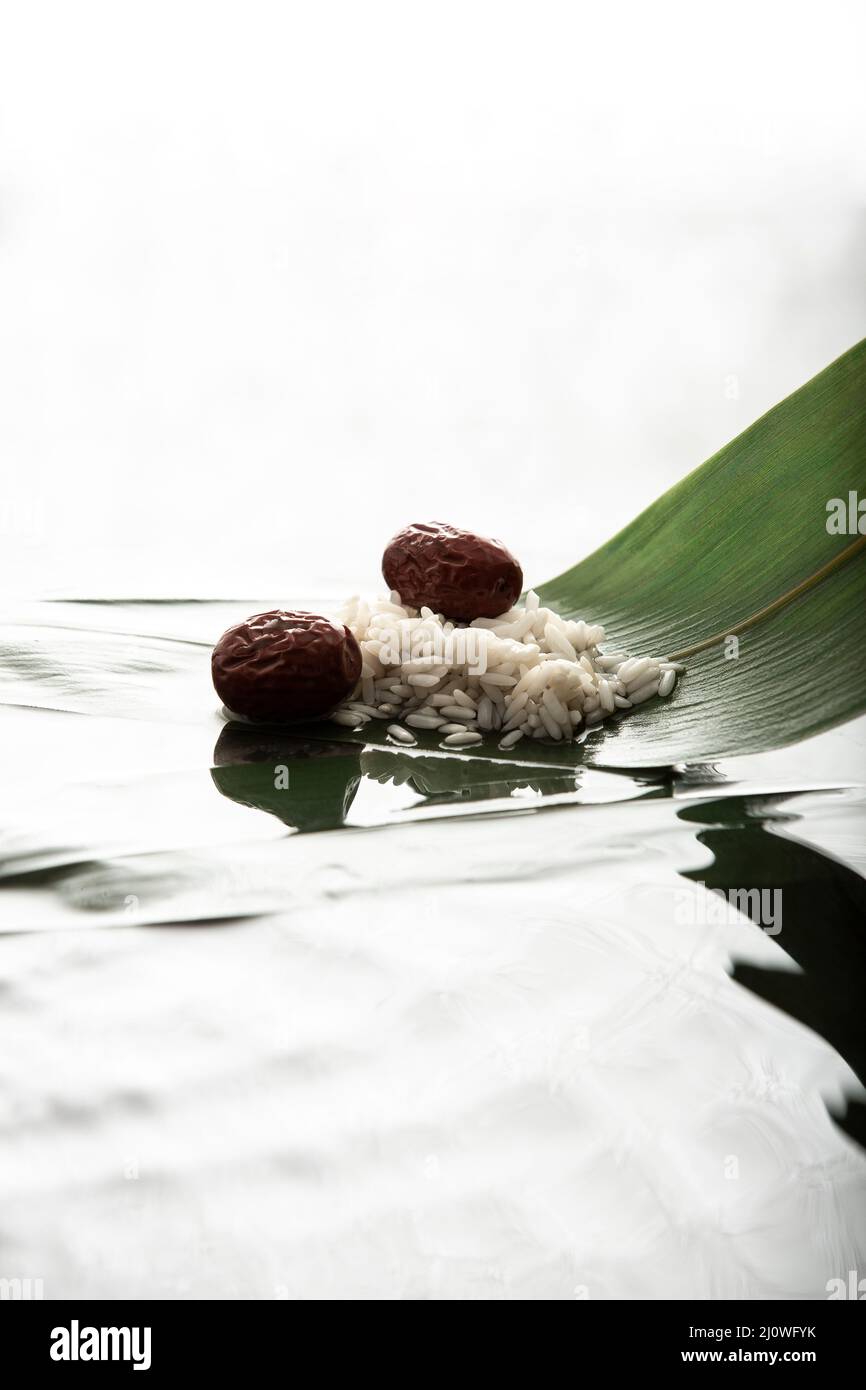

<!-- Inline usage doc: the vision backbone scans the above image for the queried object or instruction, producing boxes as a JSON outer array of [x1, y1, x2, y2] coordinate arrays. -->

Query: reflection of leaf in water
[[678, 793, 866, 1148], [211, 727, 590, 827], [359, 748, 582, 805], [211, 724, 362, 832]]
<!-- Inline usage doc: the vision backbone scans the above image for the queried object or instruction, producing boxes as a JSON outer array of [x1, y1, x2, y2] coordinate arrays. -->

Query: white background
[[1, 0, 864, 599]]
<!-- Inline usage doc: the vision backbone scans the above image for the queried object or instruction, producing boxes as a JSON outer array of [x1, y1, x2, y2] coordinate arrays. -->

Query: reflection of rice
[[330, 590, 680, 749]]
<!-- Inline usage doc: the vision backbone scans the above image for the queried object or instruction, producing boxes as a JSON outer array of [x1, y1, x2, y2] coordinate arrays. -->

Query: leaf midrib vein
[[666, 534, 866, 661]]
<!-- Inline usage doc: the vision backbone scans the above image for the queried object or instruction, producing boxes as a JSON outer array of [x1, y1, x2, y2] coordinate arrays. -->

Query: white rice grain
[[332, 710, 366, 727], [387, 724, 417, 744], [598, 680, 615, 714], [499, 729, 525, 748], [629, 679, 660, 705], [405, 714, 446, 729], [439, 705, 477, 722], [539, 706, 562, 740], [451, 689, 477, 709]]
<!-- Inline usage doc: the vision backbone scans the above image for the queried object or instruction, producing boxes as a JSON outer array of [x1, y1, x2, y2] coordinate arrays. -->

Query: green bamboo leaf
[[536, 337, 866, 766]]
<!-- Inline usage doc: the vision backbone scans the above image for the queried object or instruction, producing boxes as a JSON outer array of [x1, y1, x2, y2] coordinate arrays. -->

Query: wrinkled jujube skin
[[382, 522, 523, 622], [212, 610, 361, 722]]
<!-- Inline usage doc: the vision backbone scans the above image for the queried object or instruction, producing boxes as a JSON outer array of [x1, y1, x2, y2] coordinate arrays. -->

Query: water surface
[[0, 601, 864, 1299]]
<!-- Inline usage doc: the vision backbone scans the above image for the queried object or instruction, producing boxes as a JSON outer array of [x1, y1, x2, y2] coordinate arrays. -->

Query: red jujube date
[[382, 522, 523, 622], [212, 610, 361, 722]]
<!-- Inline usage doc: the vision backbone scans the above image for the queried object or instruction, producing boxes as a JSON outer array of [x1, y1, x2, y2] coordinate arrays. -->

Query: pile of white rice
[[329, 591, 681, 750]]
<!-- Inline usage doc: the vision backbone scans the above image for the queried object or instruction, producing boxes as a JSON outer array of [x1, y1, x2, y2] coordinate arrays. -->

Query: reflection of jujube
[[211, 610, 361, 722], [382, 521, 523, 622]]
